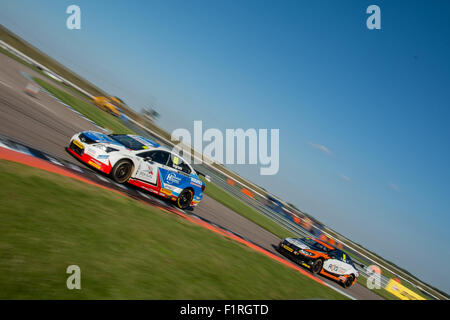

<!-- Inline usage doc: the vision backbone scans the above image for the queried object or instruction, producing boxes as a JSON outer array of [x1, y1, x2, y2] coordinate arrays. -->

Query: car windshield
[[108, 134, 146, 150], [301, 238, 330, 252]]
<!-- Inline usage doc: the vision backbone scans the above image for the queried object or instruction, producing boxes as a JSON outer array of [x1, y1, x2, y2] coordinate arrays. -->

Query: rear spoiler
[[196, 170, 211, 182]]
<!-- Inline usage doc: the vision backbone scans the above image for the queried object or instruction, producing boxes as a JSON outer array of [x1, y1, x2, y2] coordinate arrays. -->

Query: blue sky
[[1, 0, 449, 294]]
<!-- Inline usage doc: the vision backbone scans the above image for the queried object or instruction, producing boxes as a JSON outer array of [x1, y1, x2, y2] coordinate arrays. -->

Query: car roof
[[125, 135, 195, 170]]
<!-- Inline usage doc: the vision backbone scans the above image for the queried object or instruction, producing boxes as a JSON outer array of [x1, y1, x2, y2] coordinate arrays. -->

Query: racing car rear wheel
[[311, 259, 323, 274], [177, 189, 194, 209], [111, 159, 133, 184], [343, 275, 355, 288]]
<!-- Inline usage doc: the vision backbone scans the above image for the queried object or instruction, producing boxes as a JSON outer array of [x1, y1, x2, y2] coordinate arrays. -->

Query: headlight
[[95, 144, 119, 153], [105, 147, 119, 153], [298, 249, 313, 256]]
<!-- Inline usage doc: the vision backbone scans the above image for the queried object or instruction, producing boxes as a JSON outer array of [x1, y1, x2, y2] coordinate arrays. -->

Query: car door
[[158, 153, 193, 191], [168, 152, 192, 175], [323, 252, 353, 275], [134, 150, 171, 185]]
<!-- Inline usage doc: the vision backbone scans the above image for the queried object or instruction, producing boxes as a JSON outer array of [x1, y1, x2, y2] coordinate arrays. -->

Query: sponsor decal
[[85, 148, 96, 157], [384, 279, 425, 300], [166, 172, 182, 185], [88, 160, 101, 169], [138, 163, 154, 179], [73, 140, 84, 150], [191, 177, 202, 185], [160, 188, 172, 195], [190, 177, 203, 188], [163, 185, 179, 193]]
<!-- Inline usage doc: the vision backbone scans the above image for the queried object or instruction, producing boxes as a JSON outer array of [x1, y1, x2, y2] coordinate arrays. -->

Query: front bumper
[[277, 241, 315, 266], [67, 140, 112, 174]]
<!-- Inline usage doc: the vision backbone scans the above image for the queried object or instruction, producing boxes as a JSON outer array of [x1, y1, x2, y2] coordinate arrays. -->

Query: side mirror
[[144, 156, 153, 163]]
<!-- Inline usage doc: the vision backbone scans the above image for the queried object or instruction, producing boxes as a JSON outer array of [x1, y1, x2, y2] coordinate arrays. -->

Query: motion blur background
[[0, 0, 449, 294]]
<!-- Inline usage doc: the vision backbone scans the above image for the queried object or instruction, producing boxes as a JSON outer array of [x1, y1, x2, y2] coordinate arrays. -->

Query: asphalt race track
[[0, 53, 383, 300]]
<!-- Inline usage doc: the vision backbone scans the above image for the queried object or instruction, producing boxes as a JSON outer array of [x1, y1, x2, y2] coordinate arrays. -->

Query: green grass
[[0, 160, 346, 299], [202, 178, 296, 239], [33, 77, 134, 134], [0, 46, 44, 75], [356, 275, 400, 300]]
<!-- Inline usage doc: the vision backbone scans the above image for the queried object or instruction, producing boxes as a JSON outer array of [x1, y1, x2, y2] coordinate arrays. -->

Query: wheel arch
[[111, 157, 136, 175], [183, 186, 195, 195]]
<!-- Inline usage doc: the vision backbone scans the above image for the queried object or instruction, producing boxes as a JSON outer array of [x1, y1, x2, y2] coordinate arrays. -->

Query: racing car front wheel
[[111, 159, 133, 184], [311, 259, 323, 274], [176, 189, 194, 209], [343, 275, 355, 288]]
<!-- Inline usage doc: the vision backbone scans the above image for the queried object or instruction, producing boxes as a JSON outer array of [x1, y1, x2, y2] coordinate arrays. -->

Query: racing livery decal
[[67, 131, 205, 209]]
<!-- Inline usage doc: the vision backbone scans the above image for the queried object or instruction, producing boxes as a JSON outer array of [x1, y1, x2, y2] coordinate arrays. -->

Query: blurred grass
[[355, 275, 399, 300], [1, 25, 106, 97], [33, 77, 134, 134], [201, 177, 296, 239], [0, 160, 346, 299], [0, 47, 93, 102]]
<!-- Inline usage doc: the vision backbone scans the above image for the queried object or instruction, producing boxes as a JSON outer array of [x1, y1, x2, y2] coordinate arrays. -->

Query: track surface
[[0, 53, 382, 300]]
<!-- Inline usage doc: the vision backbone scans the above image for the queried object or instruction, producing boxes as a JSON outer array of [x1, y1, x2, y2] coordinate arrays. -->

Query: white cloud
[[308, 142, 332, 155], [339, 174, 351, 181], [388, 182, 400, 192]]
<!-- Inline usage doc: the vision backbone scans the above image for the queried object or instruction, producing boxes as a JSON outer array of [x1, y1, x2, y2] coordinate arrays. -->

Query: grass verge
[[0, 160, 346, 299], [32, 77, 134, 134], [202, 178, 296, 239]]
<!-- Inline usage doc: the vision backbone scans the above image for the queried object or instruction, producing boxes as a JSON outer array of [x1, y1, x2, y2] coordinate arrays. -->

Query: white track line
[[0, 79, 13, 89]]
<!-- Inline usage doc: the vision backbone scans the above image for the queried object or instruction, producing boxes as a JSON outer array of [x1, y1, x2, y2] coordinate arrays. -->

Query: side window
[[137, 151, 152, 158], [169, 154, 191, 174], [138, 151, 170, 165], [151, 151, 170, 165]]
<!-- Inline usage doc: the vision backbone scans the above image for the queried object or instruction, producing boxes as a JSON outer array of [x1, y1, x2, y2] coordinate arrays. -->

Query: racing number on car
[[328, 264, 339, 272]]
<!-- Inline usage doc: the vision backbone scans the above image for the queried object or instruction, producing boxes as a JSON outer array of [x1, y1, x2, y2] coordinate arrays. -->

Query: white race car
[[67, 131, 205, 209]]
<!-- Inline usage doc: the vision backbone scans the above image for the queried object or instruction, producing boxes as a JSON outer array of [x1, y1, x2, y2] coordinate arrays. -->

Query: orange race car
[[92, 96, 122, 117], [277, 237, 359, 288]]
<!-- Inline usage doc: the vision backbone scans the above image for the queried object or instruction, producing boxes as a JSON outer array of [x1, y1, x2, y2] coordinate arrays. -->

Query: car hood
[[81, 131, 124, 147]]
